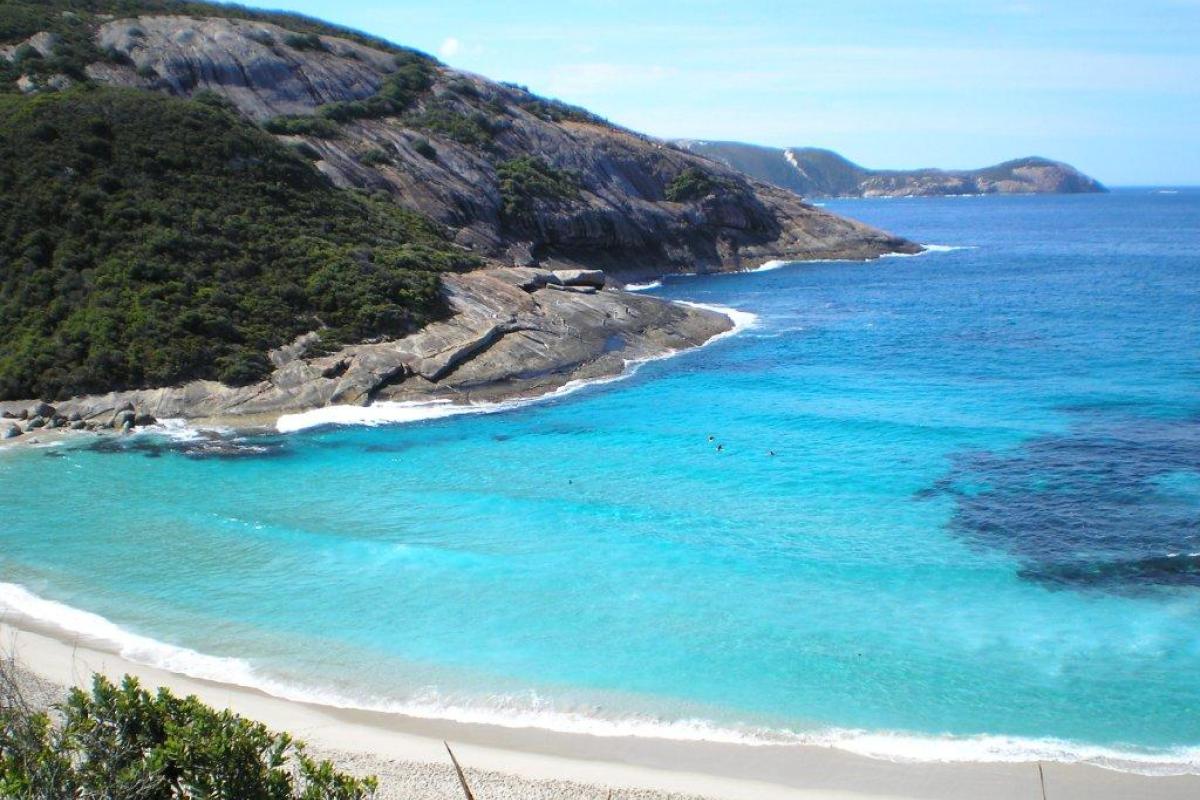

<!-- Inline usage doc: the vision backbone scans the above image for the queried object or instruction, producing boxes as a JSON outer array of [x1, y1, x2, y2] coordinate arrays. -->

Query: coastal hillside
[[675, 141, 1107, 198], [0, 0, 915, 414]]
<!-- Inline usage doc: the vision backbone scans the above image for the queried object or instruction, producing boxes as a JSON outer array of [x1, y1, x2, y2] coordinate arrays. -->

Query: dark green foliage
[[358, 147, 391, 166], [500, 82, 610, 127], [263, 114, 340, 139], [496, 155, 579, 227], [0, 87, 477, 401], [0, 3, 106, 89], [411, 137, 436, 161], [665, 167, 719, 202], [289, 140, 322, 160], [0, 670, 376, 799], [409, 103, 497, 147], [283, 32, 325, 52], [316, 53, 435, 123]]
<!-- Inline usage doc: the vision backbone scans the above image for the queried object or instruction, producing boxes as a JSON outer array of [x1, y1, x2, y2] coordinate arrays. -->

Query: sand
[[3, 618, 1198, 800]]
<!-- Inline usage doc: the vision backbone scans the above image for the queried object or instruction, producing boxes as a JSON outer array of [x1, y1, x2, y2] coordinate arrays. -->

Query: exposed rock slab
[[84, 15, 919, 274], [0, 272, 732, 427]]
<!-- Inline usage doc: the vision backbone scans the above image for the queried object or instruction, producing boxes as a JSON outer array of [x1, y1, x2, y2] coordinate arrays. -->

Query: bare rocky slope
[[0, 9, 918, 432], [81, 16, 915, 274], [676, 141, 1107, 198]]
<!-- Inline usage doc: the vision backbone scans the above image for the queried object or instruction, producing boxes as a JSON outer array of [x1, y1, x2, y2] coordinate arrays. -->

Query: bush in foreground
[[0, 668, 376, 799]]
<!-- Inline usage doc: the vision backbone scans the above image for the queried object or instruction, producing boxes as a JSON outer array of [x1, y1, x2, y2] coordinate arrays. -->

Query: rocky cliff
[[69, 15, 914, 276], [676, 142, 1107, 199], [0, 3, 917, 430]]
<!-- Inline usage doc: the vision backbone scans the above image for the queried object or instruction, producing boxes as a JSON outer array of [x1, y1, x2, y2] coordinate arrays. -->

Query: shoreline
[[5, 619, 1200, 800], [0, 298, 756, 449], [1, 280, 745, 449]]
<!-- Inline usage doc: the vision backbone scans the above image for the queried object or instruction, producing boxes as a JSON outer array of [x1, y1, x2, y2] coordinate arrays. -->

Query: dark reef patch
[[929, 413, 1200, 592], [85, 434, 289, 461]]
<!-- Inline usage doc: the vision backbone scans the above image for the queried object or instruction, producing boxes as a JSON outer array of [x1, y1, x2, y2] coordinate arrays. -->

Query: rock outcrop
[[0, 7, 922, 429], [0, 270, 732, 427], [80, 15, 916, 276], [676, 142, 1107, 198]]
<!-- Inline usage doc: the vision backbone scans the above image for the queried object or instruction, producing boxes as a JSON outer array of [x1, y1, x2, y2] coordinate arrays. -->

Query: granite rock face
[[0, 12, 922, 427], [0, 272, 733, 425], [84, 16, 918, 277]]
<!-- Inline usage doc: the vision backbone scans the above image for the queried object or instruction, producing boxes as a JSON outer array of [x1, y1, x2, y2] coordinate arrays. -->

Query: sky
[[233, 0, 1198, 185]]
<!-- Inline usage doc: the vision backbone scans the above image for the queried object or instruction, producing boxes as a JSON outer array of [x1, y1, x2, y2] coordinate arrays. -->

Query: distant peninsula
[[674, 141, 1107, 198]]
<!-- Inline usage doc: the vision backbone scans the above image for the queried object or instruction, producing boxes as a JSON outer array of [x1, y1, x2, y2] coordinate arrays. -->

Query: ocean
[[1, 188, 1197, 771]]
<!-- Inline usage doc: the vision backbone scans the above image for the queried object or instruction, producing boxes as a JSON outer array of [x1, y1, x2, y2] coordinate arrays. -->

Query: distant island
[[674, 141, 1107, 198]]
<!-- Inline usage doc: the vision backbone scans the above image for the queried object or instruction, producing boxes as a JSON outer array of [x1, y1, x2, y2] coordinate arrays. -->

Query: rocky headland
[[0, 3, 918, 436], [675, 142, 1107, 198], [0, 267, 732, 437]]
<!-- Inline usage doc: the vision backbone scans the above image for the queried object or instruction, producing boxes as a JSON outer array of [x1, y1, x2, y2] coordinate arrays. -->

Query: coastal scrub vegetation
[[0, 665, 376, 799], [497, 156, 580, 227], [0, 86, 478, 401], [315, 52, 436, 123], [499, 82, 611, 127], [665, 167, 721, 203]]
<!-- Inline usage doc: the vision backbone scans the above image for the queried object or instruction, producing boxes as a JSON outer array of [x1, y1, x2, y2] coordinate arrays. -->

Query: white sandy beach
[[4, 619, 1199, 800]]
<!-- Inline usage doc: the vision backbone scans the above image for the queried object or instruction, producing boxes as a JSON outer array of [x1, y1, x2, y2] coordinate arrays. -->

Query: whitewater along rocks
[[0, 271, 732, 426]]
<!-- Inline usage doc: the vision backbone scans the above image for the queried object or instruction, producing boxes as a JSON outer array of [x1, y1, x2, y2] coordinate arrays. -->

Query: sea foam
[[2, 580, 1197, 775], [276, 303, 758, 434]]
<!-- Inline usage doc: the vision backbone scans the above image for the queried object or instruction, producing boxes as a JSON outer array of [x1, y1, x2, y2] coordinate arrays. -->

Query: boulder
[[111, 409, 136, 429], [552, 269, 606, 288], [26, 416, 45, 429], [133, 413, 157, 427], [67, 411, 82, 422], [45, 417, 62, 429], [1, 423, 21, 439], [491, 267, 560, 292], [69, 420, 87, 430], [31, 401, 55, 419]]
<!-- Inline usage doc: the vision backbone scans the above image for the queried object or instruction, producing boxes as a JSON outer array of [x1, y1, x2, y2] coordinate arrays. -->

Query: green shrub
[[0, 670, 376, 799], [284, 32, 326, 52], [665, 167, 719, 202], [359, 147, 391, 166], [263, 114, 341, 139], [11, 43, 41, 64], [411, 137, 436, 161], [409, 104, 496, 147], [0, 87, 478, 401], [315, 52, 435, 124], [496, 155, 579, 226]]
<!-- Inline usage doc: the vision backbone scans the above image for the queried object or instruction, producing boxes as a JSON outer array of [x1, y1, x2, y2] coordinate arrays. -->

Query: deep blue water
[[1, 188, 1198, 768]]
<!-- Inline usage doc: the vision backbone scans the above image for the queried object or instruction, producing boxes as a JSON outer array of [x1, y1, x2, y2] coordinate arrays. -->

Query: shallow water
[[2, 189, 1198, 768]]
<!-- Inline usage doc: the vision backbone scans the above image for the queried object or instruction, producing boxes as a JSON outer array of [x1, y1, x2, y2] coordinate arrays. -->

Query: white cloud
[[438, 37, 461, 58]]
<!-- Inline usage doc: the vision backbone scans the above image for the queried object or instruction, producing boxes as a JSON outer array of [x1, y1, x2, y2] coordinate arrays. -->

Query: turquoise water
[[2, 189, 1198, 768]]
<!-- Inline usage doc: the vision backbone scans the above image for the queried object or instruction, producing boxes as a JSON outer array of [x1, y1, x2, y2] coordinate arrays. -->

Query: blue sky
[[241, 1, 1197, 184]]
